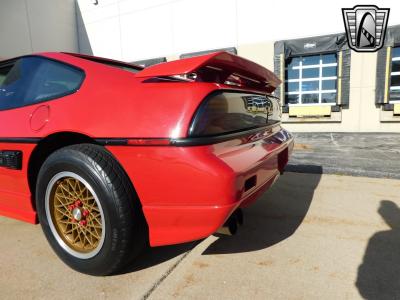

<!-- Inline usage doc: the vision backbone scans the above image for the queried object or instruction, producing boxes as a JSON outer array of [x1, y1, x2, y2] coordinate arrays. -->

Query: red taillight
[[126, 138, 171, 146]]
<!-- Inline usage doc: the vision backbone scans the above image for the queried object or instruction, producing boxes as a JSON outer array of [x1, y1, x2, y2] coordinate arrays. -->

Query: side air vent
[[0, 150, 23, 170]]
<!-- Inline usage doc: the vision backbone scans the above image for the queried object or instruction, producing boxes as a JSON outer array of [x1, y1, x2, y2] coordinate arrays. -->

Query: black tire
[[35, 143, 148, 275]]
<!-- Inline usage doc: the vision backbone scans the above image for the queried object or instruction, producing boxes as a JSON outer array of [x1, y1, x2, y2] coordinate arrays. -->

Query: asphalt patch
[[286, 132, 400, 179]]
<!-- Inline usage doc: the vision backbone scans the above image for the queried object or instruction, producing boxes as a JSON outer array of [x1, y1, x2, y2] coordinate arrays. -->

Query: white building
[[1, 0, 400, 132]]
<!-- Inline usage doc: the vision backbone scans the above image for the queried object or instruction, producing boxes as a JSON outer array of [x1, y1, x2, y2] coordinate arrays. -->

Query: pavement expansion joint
[[140, 244, 197, 300]]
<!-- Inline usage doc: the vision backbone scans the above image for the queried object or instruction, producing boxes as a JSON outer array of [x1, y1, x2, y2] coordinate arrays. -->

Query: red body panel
[[106, 125, 293, 246], [137, 51, 281, 93], [0, 52, 293, 247], [0, 143, 36, 223], [0, 53, 216, 139]]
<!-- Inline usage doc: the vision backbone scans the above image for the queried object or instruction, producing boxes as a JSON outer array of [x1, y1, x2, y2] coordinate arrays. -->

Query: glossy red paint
[[107, 126, 293, 246], [137, 51, 281, 93], [0, 143, 37, 223], [0, 51, 293, 247], [106, 124, 293, 246]]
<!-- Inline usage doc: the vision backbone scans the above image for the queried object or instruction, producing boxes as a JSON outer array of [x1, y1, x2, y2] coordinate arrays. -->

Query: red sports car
[[0, 51, 293, 275]]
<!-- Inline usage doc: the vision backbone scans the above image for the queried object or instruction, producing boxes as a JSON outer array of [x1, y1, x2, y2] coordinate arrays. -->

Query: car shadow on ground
[[203, 168, 322, 255], [118, 167, 322, 274], [356, 200, 400, 299]]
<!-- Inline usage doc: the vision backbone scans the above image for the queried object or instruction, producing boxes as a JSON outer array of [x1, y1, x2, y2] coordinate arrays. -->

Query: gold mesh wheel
[[45, 172, 105, 259]]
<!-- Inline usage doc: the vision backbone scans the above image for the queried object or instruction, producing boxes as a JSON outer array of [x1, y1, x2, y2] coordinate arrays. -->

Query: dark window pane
[[0, 64, 13, 85], [302, 55, 320, 65], [302, 93, 319, 104], [322, 66, 337, 77], [392, 47, 400, 58], [286, 94, 299, 104], [391, 75, 400, 87], [0, 59, 35, 109], [302, 80, 319, 91], [29, 59, 84, 103], [321, 92, 336, 103], [285, 68, 299, 79], [392, 61, 400, 73], [322, 53, 337, 64], [322, 80, 337, 90], [302, 68, 319, 78], [0, 56, 84, 110], [285, 82, 299, 92], [286, 57, 300, 68], [390, 89, 400, 100]]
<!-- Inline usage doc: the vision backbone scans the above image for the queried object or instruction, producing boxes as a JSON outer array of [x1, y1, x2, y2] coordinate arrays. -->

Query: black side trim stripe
[[0, 124, 280, 147], [94, 138, 129, 146], [0, 138, 40, 144], [95, 124, 281, 147]]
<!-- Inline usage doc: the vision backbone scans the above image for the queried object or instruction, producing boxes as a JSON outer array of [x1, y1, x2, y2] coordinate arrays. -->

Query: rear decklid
[[136, 51, 281, 94]]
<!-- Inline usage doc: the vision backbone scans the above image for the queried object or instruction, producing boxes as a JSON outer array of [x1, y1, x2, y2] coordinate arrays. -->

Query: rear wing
[[136, 51, 281, 94]]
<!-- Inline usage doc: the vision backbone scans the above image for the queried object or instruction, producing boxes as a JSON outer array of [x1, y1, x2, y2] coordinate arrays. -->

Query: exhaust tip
[[234, 208, 244, 226], [216, 208, 243, 236]]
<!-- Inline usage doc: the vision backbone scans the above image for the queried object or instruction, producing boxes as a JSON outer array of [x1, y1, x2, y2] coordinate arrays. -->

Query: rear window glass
[[0, 56, 84, 110], [190, 92, 280, 137]]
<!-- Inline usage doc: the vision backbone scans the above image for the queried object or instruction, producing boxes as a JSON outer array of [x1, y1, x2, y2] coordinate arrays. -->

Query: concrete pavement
[[287, 133, 400, 179], [1, 172, 400, 299]]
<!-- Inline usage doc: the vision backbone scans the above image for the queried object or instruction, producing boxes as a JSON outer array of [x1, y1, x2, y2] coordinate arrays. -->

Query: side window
[[0, 63, 14, 85], [0, 56, 84, 110], [0, 60, 23, 109]]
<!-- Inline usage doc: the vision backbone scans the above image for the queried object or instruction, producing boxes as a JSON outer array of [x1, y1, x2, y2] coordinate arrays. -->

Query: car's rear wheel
[[36, 144, 147, 275], [45, 171, 106, 259]]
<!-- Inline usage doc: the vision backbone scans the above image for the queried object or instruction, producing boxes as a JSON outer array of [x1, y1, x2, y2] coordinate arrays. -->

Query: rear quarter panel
[[0, 53, 218, 223]]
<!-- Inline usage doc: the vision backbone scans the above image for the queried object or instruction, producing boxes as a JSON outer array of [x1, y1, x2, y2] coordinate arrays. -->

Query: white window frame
[[285, 54, 338, 106], [389, 50, 400, 103]]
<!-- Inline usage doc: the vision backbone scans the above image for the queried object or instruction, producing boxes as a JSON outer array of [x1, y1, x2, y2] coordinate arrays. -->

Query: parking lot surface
[[287, 133, 400, 179], [2, 172, 400, 299]]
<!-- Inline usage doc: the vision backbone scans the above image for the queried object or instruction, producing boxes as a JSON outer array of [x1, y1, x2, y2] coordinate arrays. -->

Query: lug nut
[[79, 220, 87, 226], [82, 210, 90, 217], [74, 200, 82, 207], [68, 205, 75, 211]]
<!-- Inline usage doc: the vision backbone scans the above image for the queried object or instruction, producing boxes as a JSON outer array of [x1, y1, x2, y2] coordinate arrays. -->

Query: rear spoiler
[[136, 51, 281, 94]]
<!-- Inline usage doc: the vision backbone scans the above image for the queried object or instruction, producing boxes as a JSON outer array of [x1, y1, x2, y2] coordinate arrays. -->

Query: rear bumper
[[142, 173, 280, 245], [107, 125, 293, 246]]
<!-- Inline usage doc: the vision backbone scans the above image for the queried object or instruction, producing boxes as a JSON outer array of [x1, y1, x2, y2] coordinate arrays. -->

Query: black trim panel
[[0, 150, 23, 170], [171, 124, 280, 146], [187, 89, 278, 138], [0, 138, 40, 143]]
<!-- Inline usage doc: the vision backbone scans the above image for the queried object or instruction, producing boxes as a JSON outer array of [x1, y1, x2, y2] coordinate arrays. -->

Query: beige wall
[[0, 0, 397, 133], [237, 42, 400, 133], [0, 0, 78, 57], [238, 42, 275, 70]]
